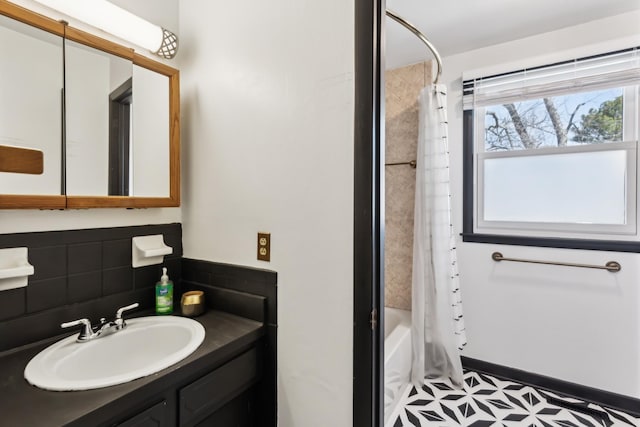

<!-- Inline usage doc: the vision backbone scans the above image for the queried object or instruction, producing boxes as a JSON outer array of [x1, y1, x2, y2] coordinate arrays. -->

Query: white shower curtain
[[411, 84, 467, 388]]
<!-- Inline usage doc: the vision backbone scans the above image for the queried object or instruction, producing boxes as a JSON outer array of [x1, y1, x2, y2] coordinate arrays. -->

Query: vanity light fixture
[[31, 0, 178, 59]]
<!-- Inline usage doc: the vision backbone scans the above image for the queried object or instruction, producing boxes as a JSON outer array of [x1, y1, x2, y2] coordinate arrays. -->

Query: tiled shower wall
[[0, 223, 182, 351], [384, 61, 432, 311]]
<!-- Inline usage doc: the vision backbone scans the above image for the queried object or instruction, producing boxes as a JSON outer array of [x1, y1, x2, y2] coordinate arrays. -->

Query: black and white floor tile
[[387, 370, 640, 427]]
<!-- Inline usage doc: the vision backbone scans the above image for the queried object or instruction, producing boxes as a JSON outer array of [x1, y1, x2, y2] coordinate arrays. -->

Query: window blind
[[462, 47, 640, 110]]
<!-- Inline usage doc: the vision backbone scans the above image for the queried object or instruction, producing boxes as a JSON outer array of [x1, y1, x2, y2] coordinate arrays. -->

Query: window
[[462, 48, 640, 250]]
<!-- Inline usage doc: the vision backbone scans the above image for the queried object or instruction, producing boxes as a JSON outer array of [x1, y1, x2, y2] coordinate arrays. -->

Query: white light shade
[[33, 0, 168, 54]]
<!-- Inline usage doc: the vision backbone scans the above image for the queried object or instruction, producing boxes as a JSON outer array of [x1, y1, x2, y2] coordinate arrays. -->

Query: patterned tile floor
[[387, 370, 640, 427]]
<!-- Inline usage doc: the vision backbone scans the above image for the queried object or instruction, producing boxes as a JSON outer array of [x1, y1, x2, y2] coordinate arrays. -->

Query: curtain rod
[[386, 9, 443, 84]]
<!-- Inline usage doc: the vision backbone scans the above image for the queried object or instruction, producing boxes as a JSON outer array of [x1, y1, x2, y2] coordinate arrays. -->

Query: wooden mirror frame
[[0, 1, 180, 209]]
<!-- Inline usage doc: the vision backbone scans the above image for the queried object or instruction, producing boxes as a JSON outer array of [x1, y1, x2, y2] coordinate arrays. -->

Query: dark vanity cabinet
[[118, 400, 171, 427], [110, 347, 263, 427], [178, 348, 259, 426]]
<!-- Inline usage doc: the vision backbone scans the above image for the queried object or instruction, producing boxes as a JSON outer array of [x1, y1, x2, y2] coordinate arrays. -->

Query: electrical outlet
[[257, 232, 270, 262]]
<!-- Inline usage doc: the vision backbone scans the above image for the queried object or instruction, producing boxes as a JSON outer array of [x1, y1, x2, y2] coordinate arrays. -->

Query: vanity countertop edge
[[0, 310, 265, 427]]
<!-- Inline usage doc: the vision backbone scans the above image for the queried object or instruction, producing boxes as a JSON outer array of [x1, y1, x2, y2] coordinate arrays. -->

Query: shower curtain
[[411, 84, 467, 388]]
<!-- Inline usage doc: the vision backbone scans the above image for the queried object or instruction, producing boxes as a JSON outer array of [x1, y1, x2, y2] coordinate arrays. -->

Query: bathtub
[[384, 307, 412, 424]]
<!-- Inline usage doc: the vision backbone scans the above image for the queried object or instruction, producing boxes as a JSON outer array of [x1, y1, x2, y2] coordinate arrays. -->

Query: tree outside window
[[484, 88, 624, 151]]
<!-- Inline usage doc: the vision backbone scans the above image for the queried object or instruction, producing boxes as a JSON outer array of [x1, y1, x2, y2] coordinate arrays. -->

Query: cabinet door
[[179, 348, 260, 427], [194, 388, 257, 427], [118, 400, 169, 427]]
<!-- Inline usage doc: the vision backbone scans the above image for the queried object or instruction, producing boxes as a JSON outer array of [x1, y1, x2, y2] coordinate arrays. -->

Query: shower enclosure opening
[[383, 10, 465, 425]]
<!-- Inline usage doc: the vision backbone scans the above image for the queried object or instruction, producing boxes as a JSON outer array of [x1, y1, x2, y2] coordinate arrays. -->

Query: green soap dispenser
[[155, 267, 173, 315]]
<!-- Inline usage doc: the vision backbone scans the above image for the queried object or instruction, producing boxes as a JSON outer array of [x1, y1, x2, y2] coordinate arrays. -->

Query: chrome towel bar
[[491, 252, 621, 273], [385, 160, 417, 168]]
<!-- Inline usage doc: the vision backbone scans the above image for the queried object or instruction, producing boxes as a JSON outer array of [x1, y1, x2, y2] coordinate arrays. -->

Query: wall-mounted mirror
[[0, 3, 180, 209], [65, 39, 133, 197], [0, 4, 65, 209], [129, 64, 171, 198], [65, 38, 173, 200]]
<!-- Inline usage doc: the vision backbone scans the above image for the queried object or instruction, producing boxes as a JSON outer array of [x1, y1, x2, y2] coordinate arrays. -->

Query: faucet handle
[[115, 302, 139, 321], [61, 318, 93, 340]]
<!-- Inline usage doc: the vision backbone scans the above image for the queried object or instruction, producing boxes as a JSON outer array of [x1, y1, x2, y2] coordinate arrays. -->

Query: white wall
[[177, 0, 354, 426], [443, 12, 640, 397], [0, 1, 180, 233]]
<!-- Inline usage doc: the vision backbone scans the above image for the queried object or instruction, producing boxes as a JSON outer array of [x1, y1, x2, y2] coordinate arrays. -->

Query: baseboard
[[461, 356, 640, 417]]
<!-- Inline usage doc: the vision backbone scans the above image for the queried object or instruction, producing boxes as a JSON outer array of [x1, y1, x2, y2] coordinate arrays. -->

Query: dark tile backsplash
[[182, 258, 277, 326], [68, 271, 103, 304], [0, 223, 182, 351], [102, 239, 131, 269], [29, 246, 67, 281], [27, 278, 66, 313], [0, 288, 25, 322], [103, 267, 133, 296], [68, 242, 102, 274]]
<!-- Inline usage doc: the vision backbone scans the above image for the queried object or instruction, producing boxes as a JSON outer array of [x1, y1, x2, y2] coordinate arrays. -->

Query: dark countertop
[[0, 310, 264, 427]]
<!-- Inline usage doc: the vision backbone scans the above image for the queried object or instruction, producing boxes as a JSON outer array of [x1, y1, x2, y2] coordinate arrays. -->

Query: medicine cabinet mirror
[[0, 2, 180, 209], [0, 5, 65, 209]]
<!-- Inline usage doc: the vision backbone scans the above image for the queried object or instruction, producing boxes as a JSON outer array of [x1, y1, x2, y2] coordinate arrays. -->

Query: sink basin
[[24, 316, 205, 391]]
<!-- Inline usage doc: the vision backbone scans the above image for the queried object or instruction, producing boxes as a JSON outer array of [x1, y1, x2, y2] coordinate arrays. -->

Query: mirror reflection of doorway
[[108, 77, 132, 196]]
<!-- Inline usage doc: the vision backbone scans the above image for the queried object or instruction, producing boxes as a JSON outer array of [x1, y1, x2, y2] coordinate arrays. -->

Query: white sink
[[24, 316, 205, 391]]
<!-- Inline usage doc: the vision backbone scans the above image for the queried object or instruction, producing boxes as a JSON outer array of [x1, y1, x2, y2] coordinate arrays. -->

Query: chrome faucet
[[61, 303, 139, 343]]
